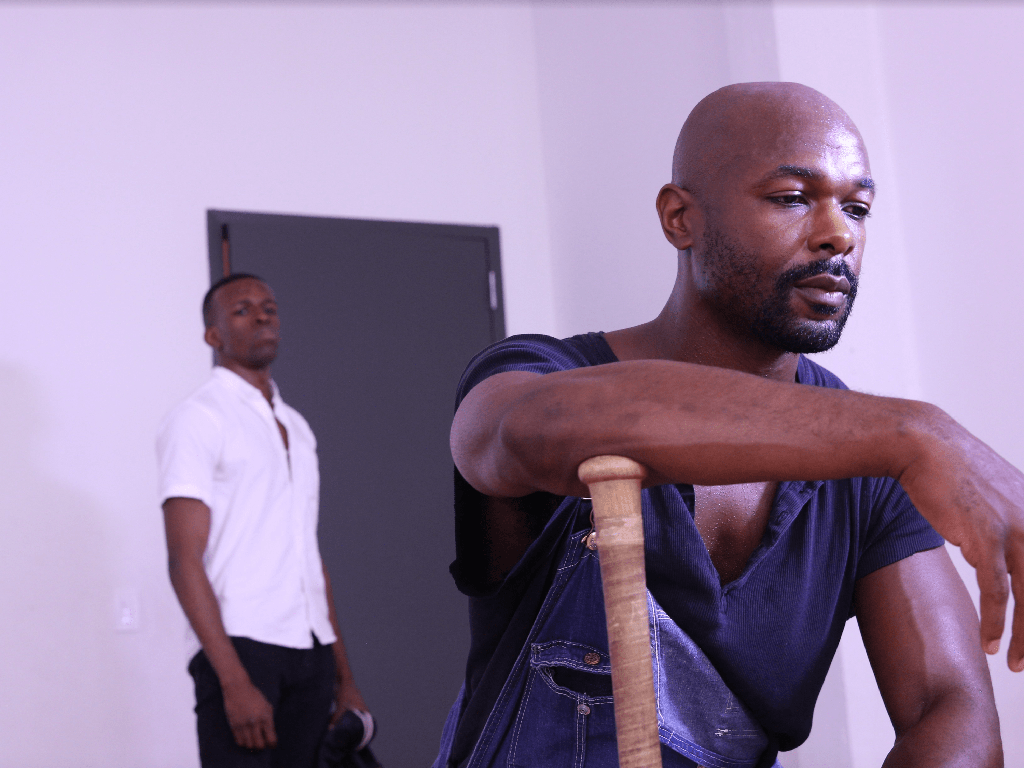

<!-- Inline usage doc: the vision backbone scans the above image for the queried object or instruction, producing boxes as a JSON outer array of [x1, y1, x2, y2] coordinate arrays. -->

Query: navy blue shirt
[[450, 333, 943, 757]]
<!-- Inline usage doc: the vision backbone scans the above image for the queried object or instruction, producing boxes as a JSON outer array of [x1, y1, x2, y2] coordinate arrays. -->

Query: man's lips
[[792, 273, 850, 308]]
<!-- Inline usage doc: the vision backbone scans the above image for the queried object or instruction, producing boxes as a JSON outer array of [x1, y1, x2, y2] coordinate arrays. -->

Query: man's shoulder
[[479, 332, 615, 362], [158, 375, 228, 436], [456, 332, 614, 402]]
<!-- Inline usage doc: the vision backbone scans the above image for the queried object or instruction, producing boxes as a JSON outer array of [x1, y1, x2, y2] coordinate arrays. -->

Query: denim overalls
[[434, 495, 783, 768]]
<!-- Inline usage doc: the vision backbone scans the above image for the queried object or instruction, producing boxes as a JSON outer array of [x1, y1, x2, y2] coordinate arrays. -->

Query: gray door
[[207, 210, 504, 766]]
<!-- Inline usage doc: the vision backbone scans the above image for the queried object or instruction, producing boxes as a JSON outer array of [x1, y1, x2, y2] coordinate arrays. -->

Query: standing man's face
[[204, 278, 281, 370], [692, 120, 874, 353]]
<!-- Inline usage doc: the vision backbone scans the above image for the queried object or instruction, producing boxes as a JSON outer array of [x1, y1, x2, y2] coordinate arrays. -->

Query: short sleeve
[[454, 333, 612, 409], [856, 476, 945, 582], [451, 334, 611, 596], [155, 401, 222, 508]]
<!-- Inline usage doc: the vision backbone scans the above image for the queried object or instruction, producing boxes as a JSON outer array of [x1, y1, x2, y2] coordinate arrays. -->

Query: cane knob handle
[[578, 455, 647, 487]]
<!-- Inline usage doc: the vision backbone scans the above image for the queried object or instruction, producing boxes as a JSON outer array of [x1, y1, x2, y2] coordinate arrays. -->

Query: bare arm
[[163, 497, 277, 750], [855, 548, 1001, 767], [453, 364, 923, 498], [322, 565, 368, 723], [451, 362, 1024, 669]]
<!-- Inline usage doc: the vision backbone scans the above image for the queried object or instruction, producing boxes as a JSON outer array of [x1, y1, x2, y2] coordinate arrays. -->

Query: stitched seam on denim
[[534, 667, 615, 705], [658, 728, 762, 768], [530, 642, 614, 704], [531, 640, 610, 671], [574, 704, 584, 768], [650, 597, 763, 768], [466, 528, 586, 767], [651, 590, 664, 729], [467, 579, 570, 764], [556, 530, 587, 572], [507, 669, 535, 768]]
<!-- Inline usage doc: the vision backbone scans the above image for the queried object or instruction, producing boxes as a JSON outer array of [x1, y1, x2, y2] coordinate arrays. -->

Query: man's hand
[[330, 682, 369, 727], [222, 677, 278, 750], [896, 408, 1024, 672]]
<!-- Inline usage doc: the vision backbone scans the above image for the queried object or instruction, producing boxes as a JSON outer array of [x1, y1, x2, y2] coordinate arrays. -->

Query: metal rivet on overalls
[[583, 652, 600, 666], [585, 531, 598, 550], [577, 703, 591, 715]]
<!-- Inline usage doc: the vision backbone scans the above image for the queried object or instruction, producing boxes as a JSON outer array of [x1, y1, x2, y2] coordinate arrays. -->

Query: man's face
[[205, 278, 281, 370], [691, 119, 873, 354], [700, 222, 859, 353]]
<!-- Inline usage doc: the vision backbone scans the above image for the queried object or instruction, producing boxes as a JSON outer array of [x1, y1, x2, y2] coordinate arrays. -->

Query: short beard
[[702, 225, 859, 354], [246, 344, 279, 370]]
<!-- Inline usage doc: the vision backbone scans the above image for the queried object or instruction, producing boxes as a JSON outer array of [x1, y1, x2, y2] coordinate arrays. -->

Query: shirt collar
[[212, 366, 281, 411]]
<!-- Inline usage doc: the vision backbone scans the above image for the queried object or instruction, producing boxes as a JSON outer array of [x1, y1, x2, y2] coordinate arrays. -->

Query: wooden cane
[[579, 455, 662, 768]]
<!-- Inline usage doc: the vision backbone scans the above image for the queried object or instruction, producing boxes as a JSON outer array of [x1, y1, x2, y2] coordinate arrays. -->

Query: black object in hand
[[318, 709, 381, 768]]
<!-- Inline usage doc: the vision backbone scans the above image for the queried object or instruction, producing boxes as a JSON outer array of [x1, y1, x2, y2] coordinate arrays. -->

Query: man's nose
[[809, 203, 855, 256]]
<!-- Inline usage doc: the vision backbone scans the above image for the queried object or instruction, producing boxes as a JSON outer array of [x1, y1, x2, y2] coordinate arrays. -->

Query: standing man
[[436, 83, 1023, 767], [158, 273, 366, 767]]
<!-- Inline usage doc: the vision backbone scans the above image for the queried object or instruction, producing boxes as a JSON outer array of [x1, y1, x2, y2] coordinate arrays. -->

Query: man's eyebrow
[[761, 165, 876, 190], [769, 165, 817, 181]]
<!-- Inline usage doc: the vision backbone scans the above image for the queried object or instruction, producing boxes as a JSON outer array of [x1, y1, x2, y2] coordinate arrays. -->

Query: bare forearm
[[163, 498, 276, 747], [331, 634, 359, 691], [456, 360, 1024, 669], [168, 559, 250, 687], [457, 360, 934, 498]]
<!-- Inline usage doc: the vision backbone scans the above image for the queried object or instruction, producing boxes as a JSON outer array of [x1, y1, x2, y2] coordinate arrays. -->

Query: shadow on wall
[[0, 364, 144, 762]]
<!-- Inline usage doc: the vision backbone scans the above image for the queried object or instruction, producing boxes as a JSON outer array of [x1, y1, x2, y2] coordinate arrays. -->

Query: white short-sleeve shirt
[[156, 366, 336, 655]]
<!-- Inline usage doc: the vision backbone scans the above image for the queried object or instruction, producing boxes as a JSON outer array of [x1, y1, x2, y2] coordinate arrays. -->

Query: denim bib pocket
[[508, 640, 617, 768]]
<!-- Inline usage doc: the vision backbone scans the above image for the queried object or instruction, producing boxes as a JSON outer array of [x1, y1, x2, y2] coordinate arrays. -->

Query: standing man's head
[[202, 273, 280, 372], [658, 82, 874, 355]]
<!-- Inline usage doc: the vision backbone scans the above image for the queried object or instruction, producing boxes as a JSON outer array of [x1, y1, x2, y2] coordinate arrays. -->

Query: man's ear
[[656, 183, 700, 251], [204, 326, 221, 351]]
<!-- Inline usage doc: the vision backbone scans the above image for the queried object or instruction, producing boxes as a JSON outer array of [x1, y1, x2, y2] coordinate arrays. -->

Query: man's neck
[[604, 296, 800, 382], [217, 360, 274, 403]]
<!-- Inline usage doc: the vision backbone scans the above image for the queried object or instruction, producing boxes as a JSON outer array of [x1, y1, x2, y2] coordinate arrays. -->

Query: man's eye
[[235, 308, 247, 315], [265, 306, 278, 315], [844, 204, 871, 220], [771, 194, 805, 206]]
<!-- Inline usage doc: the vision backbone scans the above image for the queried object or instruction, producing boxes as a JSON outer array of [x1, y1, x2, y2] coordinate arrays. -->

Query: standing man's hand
[[330, 681, 369, 727], [222, 677, 278, 750], [897, 405, 1024, 672]]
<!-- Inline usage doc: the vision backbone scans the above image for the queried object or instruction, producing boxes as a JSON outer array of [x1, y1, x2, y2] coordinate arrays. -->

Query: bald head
[[672, 82, 865, 199]]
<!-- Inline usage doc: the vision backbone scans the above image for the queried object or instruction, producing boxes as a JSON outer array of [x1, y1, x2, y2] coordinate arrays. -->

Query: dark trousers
[[188, 636, 336, 768]]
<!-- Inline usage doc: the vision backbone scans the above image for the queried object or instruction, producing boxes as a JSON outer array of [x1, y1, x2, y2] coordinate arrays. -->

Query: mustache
[[778, 258, 858, 292]]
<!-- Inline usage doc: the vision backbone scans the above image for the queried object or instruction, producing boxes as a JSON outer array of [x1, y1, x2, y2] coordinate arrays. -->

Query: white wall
[[0, 5, 554, 766], [772, 3, 1024, 765], [532, 2, 728, 337], [0, 2, 1020, 767], [878, 4, 1024, 761]]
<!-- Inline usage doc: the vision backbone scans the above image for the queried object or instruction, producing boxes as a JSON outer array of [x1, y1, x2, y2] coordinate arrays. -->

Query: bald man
[[433, 83, 1023, 768]]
